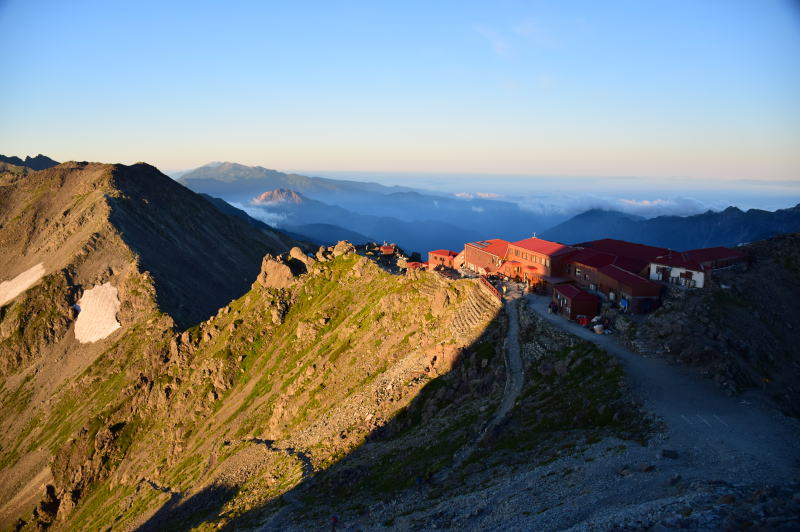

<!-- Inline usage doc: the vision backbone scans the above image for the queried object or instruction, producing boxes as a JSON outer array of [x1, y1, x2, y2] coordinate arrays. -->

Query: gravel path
[[434, 297, 525, 482], [523, 293, 800, 486]]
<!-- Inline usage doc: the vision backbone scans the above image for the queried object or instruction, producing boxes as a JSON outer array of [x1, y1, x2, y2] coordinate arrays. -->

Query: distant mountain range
[[0, 153, 59, 170], [542, 204, 800, 249], [178, 162, 569, 251]]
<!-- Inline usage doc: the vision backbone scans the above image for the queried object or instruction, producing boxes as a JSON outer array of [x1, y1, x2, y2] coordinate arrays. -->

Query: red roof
[[651, 252, 704, 271], [598, 264, 660, 291], [684, 247, 747, 264], [555, 283, 599, 302], [406, 261, 424, 269], [577, 239, 669, 263], [429, 249, 459, 258], [380, 244, 395, 254], [466, 238, 510, 258], [511, 237, 573, 257], [568, 249, 617, 269]]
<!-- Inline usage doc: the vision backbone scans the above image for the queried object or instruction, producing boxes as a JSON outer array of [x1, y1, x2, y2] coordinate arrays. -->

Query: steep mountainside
[[542, 205, 800, 249], [616, 232, 800, 417], [0, 160, 299, 528], [0, 162, 298, 328], [0, 154, 59, 170], [0, 240, 505, 529]]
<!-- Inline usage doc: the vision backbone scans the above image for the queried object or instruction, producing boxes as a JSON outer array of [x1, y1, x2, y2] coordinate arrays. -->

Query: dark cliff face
[[106, 163, 299, 328]]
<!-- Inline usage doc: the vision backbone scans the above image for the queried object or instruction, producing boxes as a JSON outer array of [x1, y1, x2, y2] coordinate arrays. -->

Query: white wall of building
[[649, 263, 705, 289]]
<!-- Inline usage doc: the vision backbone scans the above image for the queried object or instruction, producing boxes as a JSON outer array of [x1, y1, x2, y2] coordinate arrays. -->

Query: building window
[[546, 259, 550, 267]]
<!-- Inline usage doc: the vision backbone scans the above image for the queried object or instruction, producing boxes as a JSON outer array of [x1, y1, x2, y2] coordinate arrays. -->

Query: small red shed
[[552, 284, 600, 321]]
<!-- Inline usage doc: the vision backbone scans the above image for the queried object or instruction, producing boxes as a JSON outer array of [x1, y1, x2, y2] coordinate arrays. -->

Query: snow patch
[[0, 263, 45, 306], [74, 283, 122, 343]]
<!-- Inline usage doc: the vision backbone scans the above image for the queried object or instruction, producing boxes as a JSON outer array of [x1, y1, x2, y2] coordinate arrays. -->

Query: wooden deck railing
[[479, 275, 502, 301]]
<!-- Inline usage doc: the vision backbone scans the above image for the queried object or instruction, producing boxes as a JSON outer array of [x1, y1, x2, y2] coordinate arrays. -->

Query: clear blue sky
[[1, 0, 799, 182]]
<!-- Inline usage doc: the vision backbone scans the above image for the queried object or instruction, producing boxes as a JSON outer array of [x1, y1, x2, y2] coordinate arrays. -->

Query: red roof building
[[428, 249, 459, 269], [648, 246, 747, 289], [596, 264, 661, 312], [504, 237, 575, 282], [463, 239, 510, 275], [576, 239, 669, 274], [380, 244, 396, 256], [553, 284, 600, 320]]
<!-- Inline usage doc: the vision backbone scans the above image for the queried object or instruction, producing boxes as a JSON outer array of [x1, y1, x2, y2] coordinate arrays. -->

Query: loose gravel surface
[[524, 293, 800, 488]]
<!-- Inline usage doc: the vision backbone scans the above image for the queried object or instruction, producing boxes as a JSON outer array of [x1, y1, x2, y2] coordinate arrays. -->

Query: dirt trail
[[434, 295, 525, 482], [524, 293, 800, 486]]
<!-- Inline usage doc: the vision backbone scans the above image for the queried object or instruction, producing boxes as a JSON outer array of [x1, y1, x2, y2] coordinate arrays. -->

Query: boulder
[[253, 254, 297, 290], [332, 240, 356, 257]]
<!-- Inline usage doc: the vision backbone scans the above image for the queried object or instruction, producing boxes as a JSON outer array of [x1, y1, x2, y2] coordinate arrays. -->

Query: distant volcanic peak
[[252, 188, 305, 205]]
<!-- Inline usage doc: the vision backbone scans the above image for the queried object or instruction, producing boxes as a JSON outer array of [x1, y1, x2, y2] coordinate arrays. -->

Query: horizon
[[2, 1, 799, 184]]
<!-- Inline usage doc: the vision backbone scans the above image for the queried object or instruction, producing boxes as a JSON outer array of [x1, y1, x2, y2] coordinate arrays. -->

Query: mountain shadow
[[106, 163, 302, 328]]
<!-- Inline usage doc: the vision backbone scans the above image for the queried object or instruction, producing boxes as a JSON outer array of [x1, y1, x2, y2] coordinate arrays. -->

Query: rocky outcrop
[[253, 254, 304, 290], [289, 246, 315, 267], [332, 240, 356, 257]]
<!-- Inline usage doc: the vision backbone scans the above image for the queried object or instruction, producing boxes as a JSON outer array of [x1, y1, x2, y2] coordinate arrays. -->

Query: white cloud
[[476, 192, 503, 198], [517, 194, 726, 218], [230, 201, 287, 227]]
